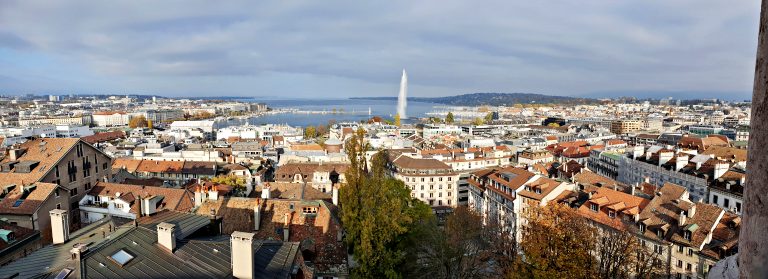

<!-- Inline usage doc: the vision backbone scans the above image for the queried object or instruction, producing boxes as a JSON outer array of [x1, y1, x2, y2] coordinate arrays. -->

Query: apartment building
[[611, 119, 642, 134], [77, 182, 195, 223], [91, 111, 131, 127], [274, 162, 349, 193], [388, 154, 460, 207], [0, 138, 113, 227], [518, 149, 554, 165], [467, 166, 572, 241]]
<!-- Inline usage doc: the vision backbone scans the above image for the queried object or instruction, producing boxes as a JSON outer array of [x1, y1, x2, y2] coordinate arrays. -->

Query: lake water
[[230, 98, 438, 127]]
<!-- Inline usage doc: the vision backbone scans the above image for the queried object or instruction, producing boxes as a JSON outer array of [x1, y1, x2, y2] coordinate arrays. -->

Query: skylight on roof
[[110, 249, 135, 266]]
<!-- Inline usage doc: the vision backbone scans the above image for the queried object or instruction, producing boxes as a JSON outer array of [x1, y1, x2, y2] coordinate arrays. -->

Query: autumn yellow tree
[[128, 115, 148, 128], [394, 113, 401, 127], [511, 203, 598, 279], [403, 206, 516, 278], [305, 126, 317, 138]]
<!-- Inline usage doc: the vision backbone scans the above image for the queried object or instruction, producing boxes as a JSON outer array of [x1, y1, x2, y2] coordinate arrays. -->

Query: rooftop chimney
[[714, 162, 729, 179], [679, 210, 686, 226], [194, 187, 207, 207], [231, 232, 255, 279], [157, 222, 177, 252], [261, 184, 271, 199], [688, 204, 697, 218], [70, 243, 88, 278], [658, 151, 673, 166], [9, 148, 25, 161], [207, 186, 219, 201], [50, 209, 70, 244], [332, 186, 339, 206], [253, 200, 261, 231], [283, 212, 291, 241], [675, 155, 689, 171]]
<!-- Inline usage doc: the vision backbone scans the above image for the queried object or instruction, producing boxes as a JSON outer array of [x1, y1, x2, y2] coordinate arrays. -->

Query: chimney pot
[[157, 222, 177, 252], [50, 209, 70, 244], [231, 232, 256, 279]]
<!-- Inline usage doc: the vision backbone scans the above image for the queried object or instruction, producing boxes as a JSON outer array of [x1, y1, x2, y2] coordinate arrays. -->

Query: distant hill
[[353, 92, 598, 106]]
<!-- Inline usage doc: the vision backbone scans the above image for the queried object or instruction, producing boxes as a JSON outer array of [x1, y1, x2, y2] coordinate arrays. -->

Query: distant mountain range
[[353, 93, 599, 106]]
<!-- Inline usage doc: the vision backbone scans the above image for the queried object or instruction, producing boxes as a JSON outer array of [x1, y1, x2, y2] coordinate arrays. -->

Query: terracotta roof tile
[[0, 138, 79, 187]]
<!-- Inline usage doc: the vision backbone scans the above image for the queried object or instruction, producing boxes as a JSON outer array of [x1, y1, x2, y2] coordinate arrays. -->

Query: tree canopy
[[128, 115, 148, 128], [339, 128, 432, 278], [445, 112, 454, 124]]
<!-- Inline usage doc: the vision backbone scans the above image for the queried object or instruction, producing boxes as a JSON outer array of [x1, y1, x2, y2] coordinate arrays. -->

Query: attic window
[[608, 210, 616, 219], [590, 203, 598, 212], [109, 249, 135, 266], [684, 231, 692, 241], [302, 207, 318, 214]]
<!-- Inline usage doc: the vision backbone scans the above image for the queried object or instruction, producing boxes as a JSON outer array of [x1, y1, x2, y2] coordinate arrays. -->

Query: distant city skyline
[[0, 1, 761, 100]]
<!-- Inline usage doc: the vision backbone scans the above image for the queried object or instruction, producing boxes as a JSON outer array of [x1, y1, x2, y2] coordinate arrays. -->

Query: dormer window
[[590, 203, 599, 212], [302, 207, 318, 214], [684, 231, 691, 241], [608, 210, 616, 219], [639, 223, 646, 233], [657, 229, 664, 238]]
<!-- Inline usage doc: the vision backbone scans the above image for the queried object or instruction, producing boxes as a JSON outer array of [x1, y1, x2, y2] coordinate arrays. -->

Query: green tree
[[394, 113, 401, 127], [484, 112, 494, 124], [305, 125, 317, 138], [340, 128, 432, 278], [445, 112, 454, 124]]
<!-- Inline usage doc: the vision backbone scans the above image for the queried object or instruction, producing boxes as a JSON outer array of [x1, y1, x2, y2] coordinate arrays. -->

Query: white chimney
[[50, 209, 69, 244], [714, 162, 729, 179], [157, 222, 177, 252], [658, 151, 673, 166], [261, 184, 271, 199], [231, 232, 255, 279], [253, 201, 261, 231], [688, 204, 696, 218], [283, 212, 291, 241], [207, 187, 219, 201], [142, 196, 159, 216], [194, 188, 206, 207], [679, 210, 686, 226], [675, 155, 688, 171], [332, 186, 339, 206]]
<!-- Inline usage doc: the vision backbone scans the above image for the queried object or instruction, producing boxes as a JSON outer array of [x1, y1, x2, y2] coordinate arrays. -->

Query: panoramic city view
[[0, 1, 767, 279]]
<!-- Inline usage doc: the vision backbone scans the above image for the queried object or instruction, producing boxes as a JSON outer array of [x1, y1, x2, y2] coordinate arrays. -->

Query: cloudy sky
[[0, 1, 761, 99]]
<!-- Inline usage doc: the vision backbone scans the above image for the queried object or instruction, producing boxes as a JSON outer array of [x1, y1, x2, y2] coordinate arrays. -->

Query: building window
[[724, 198, 730, 209], [608, 210, 616, 219], [70, 188, 78, 196], [713, 195, 719, 204], [590, 203, 598, 212], [687, 248, 693, 257]]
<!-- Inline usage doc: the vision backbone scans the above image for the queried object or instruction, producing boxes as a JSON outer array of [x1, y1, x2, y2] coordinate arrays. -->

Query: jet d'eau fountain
[[397, 69, 408, 119]]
